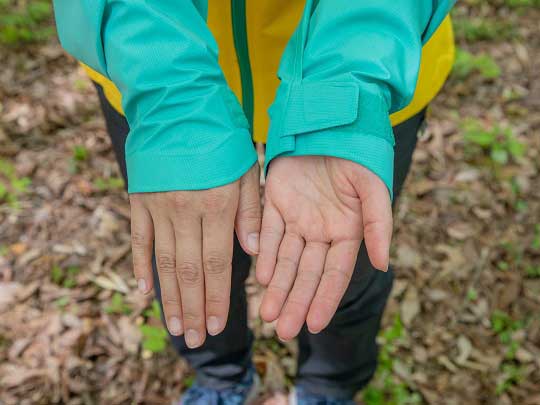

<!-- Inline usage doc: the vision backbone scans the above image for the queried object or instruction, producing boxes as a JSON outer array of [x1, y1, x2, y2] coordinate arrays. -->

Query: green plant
[[453, 17, 517, 42], [496, 241, 524, 272], [452, 49, 501, 80], [0, 0, 54, 45], [72, 145, 89, 162], [140, 324, 168, 353], [144, 299, 162, 320], [70, 145, 90, 173], [531, 224, 540, 251], [93, 176, 125, 192], [508, 177, 529, 212], [140, 300, 168, 354], [462, 119, 524, 165], [525, 265, 540, 278], [54, 296, 70, 309], [0, 159, 31, 209], [105, 292, 132, 315], [363, 315, 422, 405], [503, 0, 540, 8], [490, 310, 527, 395], [491, 310, 524, 360], [50, 265, 80, 289], [496, 363, 524, 395], [182, 374, 195, 389], [466, 287, 478, 301]]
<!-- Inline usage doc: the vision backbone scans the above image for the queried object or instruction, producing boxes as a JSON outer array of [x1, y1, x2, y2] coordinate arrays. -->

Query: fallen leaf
[[401, 286, 420, 327]]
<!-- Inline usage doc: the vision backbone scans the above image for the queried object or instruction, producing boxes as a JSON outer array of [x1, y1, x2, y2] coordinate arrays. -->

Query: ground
[[0, 1, 539, 404]]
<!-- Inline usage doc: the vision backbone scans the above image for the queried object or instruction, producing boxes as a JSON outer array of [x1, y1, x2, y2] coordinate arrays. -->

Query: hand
[[256, 156, 392, 341], [129, 164, 261, 348]]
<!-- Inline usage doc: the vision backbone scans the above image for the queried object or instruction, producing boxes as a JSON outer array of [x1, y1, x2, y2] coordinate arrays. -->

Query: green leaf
[[51, 265, 63, 285], [491, 148, 509, 164], [476, 55, 502, 79], [140, 324, 168, 353], [54, 296, 70, 308], [464, 130, 495, 147], [28, 2, 52, 21], [507, 139, 525, 158], [105, 292, 132, 315], [11, 177, 30, 193], [144, 300, 162, 320], [72, 145, 89, 162]]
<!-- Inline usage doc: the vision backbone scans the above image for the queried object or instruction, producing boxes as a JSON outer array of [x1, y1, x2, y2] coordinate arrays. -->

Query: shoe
[[289, 386, 356, 405], [179, 366, 260, 405]]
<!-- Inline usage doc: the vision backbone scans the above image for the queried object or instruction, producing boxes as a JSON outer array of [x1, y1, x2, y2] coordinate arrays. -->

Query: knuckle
[[162, 295, 181, 306], [182, 311, 202, 323], [203, 188, 230, 212], [317, 292, 339, 308], [267, 284, 289, 296], [203, 255, 229, 276], [173, 193, 191, 210], [205, 292, 226, 308], [260, 225, 283, 240], [285, 296, 306, 309], [276, 255, 299, 270], [238, 199, 261, 220], [365, 216, 393, 232], [324, 267, 351, 288], [156, 252, 176, 273], [131, 231, 149, 249], [296, 269, 320, 285], [177, 261, 202, 285]]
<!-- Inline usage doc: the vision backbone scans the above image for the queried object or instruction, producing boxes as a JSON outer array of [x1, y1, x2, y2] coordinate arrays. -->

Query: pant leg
[[295, 110, 426, 400], [95, 83, 254, 389]]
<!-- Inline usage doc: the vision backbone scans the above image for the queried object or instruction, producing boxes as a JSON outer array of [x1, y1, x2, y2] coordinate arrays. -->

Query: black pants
[[95, 84, 423, 400]]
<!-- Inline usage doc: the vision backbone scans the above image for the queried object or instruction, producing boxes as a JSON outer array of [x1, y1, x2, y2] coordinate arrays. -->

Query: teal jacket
[[53, 0, 455, 198]]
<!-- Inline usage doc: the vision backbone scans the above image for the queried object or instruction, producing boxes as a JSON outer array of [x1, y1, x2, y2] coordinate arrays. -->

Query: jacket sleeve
[[53, 0, 257, 193], [265, 0, 456, 199]]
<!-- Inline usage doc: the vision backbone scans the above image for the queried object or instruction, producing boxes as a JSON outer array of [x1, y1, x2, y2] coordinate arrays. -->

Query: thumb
[[351, 165, 393, 271], [235, 163, 262, 255]]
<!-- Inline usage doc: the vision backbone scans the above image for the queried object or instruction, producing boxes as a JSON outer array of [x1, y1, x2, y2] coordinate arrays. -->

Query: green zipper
[[231, 0, 254, 133]]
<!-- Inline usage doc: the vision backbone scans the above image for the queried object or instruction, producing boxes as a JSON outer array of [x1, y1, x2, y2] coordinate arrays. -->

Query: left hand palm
[[256, 155, 392, 341]]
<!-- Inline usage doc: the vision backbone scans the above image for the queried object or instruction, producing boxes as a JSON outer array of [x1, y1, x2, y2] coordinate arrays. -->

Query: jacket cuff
[[126, 128, 257, 193], [265, 80, 395, 199]]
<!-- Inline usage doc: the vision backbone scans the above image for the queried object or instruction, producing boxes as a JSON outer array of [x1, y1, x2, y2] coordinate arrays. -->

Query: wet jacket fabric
[[53, 0, 456, 197]]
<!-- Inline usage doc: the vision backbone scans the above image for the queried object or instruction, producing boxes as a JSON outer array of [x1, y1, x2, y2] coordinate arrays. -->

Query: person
[[53, 1, 456, 403]]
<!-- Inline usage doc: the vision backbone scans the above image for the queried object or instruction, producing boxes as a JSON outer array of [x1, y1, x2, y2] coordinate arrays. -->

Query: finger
[[174, 215, 205, 349], [260, 232, 305, 323], [129, 197, 154, 294], [360, 189, 392, 271], [307, 239, 360, 334], [256, 202, 285, 286], [352, 171, 393, 272], [202, 192, 237, 337], [153, 216, 184, 337], [235, 164, 262, 255], [276, 241, 328, 341]]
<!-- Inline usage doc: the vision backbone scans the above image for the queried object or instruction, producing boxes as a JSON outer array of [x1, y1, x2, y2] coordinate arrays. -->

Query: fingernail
[[278, 334, 292, 343], [247, 233, 259, 254], [168, 317, 183, 335], [185, 329, 200, 348], [207, 316, 221, 336], [137, 279, 147, 293]]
